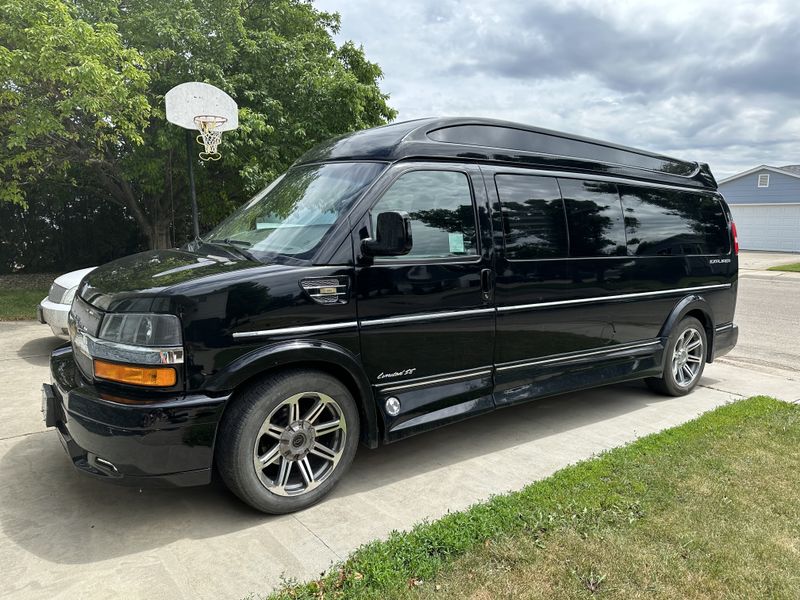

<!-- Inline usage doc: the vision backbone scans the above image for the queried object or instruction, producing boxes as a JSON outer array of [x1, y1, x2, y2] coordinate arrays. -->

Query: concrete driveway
[[2, 255, 799, 599], [738, 249, 798, 271]]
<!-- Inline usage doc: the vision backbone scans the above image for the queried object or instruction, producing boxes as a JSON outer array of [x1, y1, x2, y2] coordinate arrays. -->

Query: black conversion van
[[43, 118, 739, 513]]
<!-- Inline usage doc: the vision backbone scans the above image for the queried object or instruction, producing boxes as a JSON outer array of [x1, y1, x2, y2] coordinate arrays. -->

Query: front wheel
[[646, 316, 707, 396], [216, 369, 360, 514]]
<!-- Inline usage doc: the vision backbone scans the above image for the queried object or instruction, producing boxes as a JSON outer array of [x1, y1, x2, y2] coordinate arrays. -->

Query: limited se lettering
[[377, 368, 417, 380]]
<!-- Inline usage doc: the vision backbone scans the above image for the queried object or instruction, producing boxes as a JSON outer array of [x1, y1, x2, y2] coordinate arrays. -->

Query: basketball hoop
[[165, 82, 239, 160], [194, 115, 227, 161], [165, 81, 240, 238]]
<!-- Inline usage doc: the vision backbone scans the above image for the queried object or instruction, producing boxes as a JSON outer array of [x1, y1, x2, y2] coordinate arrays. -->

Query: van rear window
[[496, 175, 729, 259], [495, 175, 568, 259], [558, 179, 627, 257], [619, 186, 730, 256]]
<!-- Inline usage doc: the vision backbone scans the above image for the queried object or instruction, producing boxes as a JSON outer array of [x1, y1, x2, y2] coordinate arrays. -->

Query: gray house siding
[[718, 167, 800, 252], [719, 170, 800, 204]]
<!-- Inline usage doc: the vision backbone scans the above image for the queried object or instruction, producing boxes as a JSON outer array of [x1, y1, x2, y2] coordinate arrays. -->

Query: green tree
[[0, 0, 150, 203], [1, 0, 396, 249]]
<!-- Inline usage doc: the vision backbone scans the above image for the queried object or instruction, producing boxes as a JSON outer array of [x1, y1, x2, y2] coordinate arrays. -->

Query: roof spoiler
[[695, 162, 718, 190]]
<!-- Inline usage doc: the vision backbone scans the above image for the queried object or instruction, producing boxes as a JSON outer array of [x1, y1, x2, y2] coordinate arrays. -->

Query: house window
[[757, 173, 770, 187]]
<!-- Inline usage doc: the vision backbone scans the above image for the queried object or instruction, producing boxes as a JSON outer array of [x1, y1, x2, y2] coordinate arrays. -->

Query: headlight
[[98, 313, 182, 347], [72, 313, 183, 387]]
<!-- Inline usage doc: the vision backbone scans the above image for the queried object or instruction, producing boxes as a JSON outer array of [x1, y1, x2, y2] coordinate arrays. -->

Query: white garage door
[[729, 204, 800, 252]]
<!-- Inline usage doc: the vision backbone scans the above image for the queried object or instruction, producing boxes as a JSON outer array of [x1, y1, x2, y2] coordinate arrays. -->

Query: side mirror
[[362, 211, 413, 257]]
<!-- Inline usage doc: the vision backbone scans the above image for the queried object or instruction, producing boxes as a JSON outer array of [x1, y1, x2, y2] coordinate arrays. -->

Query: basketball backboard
[[165, 82, 239, 131]]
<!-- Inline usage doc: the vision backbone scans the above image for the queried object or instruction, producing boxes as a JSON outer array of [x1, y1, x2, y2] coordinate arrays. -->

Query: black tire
[[216, 369, 360, 514], [646, 316, 708, 396]]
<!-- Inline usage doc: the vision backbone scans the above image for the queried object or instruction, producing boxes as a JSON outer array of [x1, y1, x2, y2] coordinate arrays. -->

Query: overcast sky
[[314, 0, 800, 179]]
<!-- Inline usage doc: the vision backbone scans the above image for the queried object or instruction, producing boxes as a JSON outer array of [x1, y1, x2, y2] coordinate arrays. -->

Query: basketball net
[[193, 115, 227, 161]]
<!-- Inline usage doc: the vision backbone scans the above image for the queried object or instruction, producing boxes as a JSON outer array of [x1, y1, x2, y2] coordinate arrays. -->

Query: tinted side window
[[371, 170, 477, 259], [619, 185, 730, 255], [559, 179, 627, 257], [495, 175, 567, 259]]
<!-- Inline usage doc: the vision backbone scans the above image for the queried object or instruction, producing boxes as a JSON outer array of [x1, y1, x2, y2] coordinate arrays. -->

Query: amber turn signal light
[[93, 359, 176, 387]]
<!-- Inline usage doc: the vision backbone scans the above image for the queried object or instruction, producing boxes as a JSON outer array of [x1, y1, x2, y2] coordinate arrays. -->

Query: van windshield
[[205, 162, 385, 261]]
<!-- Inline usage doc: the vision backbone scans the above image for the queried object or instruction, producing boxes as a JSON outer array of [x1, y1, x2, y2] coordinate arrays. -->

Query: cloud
[[314, 0, 800, 178], [448, 3, 800, 96]]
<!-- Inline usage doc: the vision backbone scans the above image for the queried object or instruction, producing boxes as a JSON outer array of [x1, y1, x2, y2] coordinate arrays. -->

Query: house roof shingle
[[718, 164, 800, 185], [778, 165, 800, 176]]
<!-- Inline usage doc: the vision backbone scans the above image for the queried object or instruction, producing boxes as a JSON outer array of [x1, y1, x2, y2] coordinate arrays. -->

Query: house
[[718, 165, 800, 252]]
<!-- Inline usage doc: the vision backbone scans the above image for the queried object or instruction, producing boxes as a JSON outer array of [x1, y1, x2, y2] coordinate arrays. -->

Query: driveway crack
[[698, 384, 745, 398], [291, 514, 343, 561], [0, 429, 49, 442]]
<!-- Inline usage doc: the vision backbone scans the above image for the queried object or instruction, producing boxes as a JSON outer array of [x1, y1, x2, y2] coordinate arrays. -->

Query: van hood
[[78, 247, 260, 312]]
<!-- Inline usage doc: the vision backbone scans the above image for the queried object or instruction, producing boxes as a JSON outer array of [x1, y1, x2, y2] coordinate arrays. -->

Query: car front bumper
[[39, 298, 70, 339], [44, 346, 230, 487]]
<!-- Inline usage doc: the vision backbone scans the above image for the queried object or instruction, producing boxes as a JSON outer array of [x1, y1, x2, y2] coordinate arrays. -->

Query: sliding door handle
[[480, 268, 493, 300]]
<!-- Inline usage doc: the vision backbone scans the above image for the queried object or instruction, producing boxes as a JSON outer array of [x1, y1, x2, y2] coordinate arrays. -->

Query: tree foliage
[[0, 0, 150, 204], [0, 176, 144, 273], [0, 0, 396, 251]]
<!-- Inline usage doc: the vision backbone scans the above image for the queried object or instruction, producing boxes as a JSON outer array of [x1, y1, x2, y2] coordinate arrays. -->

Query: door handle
[[480, 268, 492, 300]]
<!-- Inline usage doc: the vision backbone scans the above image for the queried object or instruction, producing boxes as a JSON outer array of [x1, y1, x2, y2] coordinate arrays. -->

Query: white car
[[37, 267, 96, 339]]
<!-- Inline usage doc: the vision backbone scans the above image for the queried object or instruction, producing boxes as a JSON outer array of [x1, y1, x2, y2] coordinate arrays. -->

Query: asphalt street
[[721, 271, 800, 373]]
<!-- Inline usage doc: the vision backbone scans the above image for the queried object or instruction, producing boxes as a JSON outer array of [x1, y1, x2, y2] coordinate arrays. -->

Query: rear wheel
[[216, 369, 360, 514], [646, 316, 707, 396]]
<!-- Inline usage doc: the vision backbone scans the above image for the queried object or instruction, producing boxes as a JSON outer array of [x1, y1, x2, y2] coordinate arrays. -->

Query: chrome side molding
[[360, 307, 495, 328], [497, 284, 732, 313], [232, 284, 731, 339], [232, 321, 358, 339], [495, 340, 661, 372]]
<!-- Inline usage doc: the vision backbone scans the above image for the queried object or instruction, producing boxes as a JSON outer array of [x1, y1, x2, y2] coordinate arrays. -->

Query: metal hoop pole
[[186, 129, 200, 239]]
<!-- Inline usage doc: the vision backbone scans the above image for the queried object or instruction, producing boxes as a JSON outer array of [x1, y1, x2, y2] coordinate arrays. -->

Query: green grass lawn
[[268, 397, 800, 600], [0, 288, 48, 320], [768, 262, 800, 272]]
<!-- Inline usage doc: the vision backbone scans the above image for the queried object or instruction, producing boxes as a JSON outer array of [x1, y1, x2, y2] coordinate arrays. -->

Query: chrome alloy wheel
[[252, 392, 346, 497], [671, 327, 704, 387]]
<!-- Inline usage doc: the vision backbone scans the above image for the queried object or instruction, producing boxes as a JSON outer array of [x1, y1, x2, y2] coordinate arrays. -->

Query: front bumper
[[39, 298, 70, 339], [45, 346, 230, 487]]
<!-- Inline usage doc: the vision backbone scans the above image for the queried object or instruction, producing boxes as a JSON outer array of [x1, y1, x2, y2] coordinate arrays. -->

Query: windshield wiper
[[219, 237, 252, 247], [206, 239, 258, 262]]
